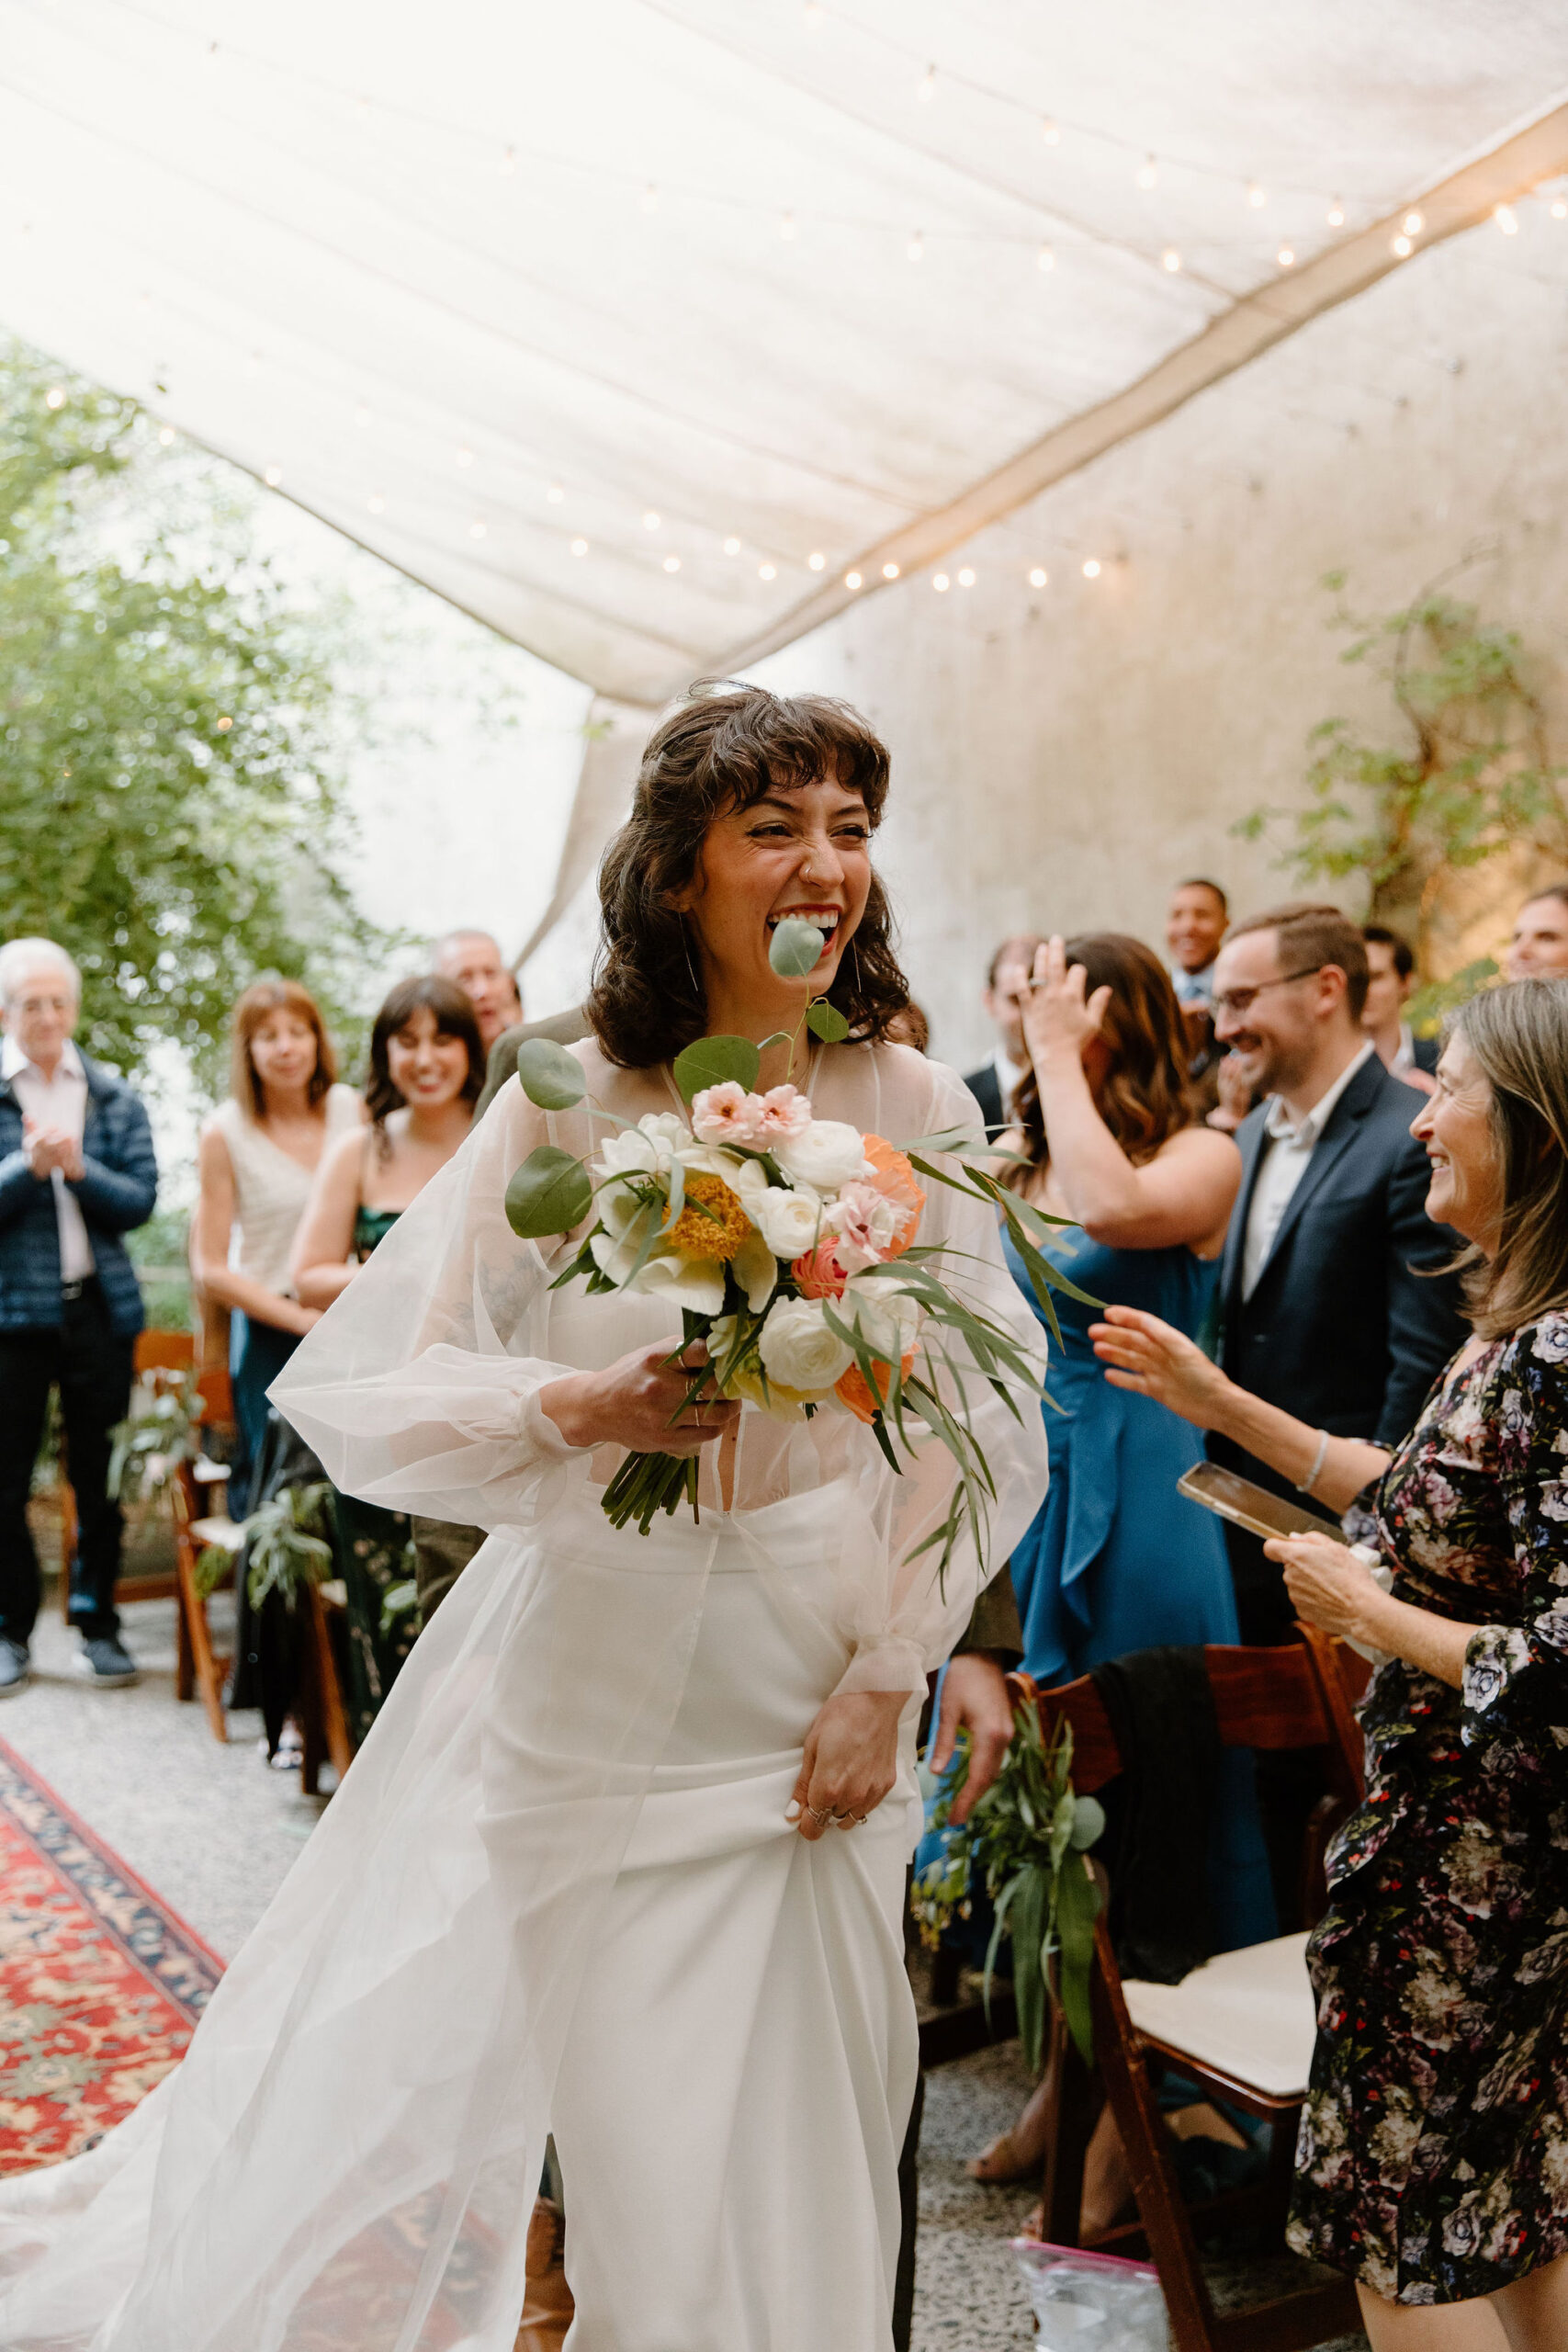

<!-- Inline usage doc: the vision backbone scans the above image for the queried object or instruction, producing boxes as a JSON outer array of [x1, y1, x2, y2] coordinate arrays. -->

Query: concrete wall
[[751, 210, 1568, 1074]]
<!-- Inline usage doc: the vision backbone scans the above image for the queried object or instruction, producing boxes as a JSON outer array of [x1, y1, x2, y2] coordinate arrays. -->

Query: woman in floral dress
[[1089, 976, 1568, 2346]]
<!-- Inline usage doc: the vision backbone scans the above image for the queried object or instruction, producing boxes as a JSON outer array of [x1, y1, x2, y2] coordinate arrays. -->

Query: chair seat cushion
[[190, 1516, 244, 1552], [1122, 1931, 1315, 2099]]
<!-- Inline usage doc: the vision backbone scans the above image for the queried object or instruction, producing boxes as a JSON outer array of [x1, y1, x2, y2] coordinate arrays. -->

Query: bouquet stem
[[601, 1448, 699, 1533]]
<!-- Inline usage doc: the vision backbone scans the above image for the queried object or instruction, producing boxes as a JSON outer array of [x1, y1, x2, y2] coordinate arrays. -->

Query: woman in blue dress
[[969, 933, 1274, 2195]]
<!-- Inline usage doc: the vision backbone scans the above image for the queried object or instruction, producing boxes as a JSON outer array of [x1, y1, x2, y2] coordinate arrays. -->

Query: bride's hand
[[539, 1340, 740, 1455], [788, 1690, 905, 1841], [1089, 1304, 1234, 1430]]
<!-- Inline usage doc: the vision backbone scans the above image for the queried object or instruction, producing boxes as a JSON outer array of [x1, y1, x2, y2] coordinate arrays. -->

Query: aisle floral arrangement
[[503, 916, 1089, 1575]]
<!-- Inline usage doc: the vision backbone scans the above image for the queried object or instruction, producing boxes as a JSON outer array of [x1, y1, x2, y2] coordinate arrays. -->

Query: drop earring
[[682, 922, 702, 1001]]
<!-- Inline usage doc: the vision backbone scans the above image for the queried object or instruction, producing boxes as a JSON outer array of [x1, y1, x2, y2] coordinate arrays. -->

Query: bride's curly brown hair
[[1007, 933, 1198, 1186], [587, 683, 911, 1069]]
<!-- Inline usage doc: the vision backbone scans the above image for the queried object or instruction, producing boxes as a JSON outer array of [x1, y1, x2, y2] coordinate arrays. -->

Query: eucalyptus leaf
[[768, 916, 825, 979], [504, 1145, 592, 1238], [1070, 1794, 1106, 1851], [805, 998, 851, 1043], [672, 1034, 761, 1102], [513, 1036, 586, 1110]]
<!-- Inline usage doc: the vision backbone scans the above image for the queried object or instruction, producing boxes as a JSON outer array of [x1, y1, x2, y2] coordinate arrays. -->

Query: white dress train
[[0, 1041, 1047, 2352]]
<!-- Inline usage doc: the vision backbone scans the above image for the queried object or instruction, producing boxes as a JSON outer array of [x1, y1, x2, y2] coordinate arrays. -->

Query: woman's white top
[[209, 1083, 362, 1297]]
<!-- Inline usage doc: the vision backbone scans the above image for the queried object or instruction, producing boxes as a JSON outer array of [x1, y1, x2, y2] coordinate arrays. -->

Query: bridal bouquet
[[503, 918, 1089, 1571]]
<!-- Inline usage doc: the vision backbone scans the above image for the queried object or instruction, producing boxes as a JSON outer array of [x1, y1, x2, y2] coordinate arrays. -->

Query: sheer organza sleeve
[[270, 1080, 594, 1535], [823, 1054, 1049, 1698]]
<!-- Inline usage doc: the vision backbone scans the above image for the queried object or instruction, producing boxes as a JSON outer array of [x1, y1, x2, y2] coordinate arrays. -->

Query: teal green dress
[[328, 1206, 418, 1746], [1007, 1227, 1275, 1951]]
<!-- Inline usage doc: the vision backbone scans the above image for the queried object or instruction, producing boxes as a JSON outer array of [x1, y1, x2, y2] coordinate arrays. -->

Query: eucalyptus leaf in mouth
[[769, 915, 828, 979]]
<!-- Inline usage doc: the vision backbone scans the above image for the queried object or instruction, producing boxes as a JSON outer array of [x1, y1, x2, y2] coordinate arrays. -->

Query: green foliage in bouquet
[[912, 1688, 1105, 2068]]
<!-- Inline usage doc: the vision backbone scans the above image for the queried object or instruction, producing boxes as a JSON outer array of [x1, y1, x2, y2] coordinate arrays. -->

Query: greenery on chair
[[198, 1481, 335, 1608]]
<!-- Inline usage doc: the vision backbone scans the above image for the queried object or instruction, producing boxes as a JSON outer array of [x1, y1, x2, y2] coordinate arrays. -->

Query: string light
[[570, 537, 588, 556], [1161, 248, 1181, 273], [906, 232, 924, 262], [780, 210, 797, 241], [642, 510, 660, 531], [44, 386, 65, 409], [1037, 243, 1055, 272], [1391, 233, 1412, 258], [882, 561, 900, 579], [1552, 199, 1568, 220], [1082, 558, 1101, 578], [1246, 182, 1267, 209], [1276, 246, 1295, 268], [807, 551, 826, 571], [1325, 198, 1346, 227], [1040, 116, 1060, 145], [803, 1, 824, 23], [265, 466, 283, 486], [932, 573, 950, 592], [956, 567, 976, 587], [639, 184, 659, 214], [844, 571, 863, 589], [156, 425, 175, 446], [1402, 210, 1424, 236], [916, 64, 936, 102], [723, 536, 741, 555], [1028, 567, 1048, 587], [354, 403, 370, 427], [1495, 203, 1519, 234], [546, 481, 565, 503], [1134, 155, 1158, 190], [354, 96, 370, 119], [245, 350, 263, 376], [216, 716, 232, 733], [457, 446, 475, 468], [662, 554, 681, 572], [500, 146, 517, 175], [367, 492, 387, 514], [468, 520, 487, 539], [759, 562, 777, 580]]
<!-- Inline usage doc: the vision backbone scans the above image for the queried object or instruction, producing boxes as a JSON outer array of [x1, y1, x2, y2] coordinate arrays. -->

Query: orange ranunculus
[[861, 1136, 923, 1256], [791, 1241, 847, 1298], [835, 1350, 917, 1424]]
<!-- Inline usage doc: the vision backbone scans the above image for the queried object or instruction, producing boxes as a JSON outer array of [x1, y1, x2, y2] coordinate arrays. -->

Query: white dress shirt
[[1171, 960, 1216, 1011], [2, 1035, 96, 1282], [1389, 1021, 1416, 1077], [991, 1044, 1027, 1108], [1240, 1042, 1375, 1302]]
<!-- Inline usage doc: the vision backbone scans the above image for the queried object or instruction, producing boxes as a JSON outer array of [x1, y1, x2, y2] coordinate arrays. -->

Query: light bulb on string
[[44, 386, 65, 409], [916, 64, 936, 102], [759, 562, 777, 580], [570, 537, 589, 556], [1246, 182, 1266, 209], [1134, 155, 1157, 190], [882, 562, 900, 580], [469, 521, 487, 540], [803, 1, 824, 24], [844, 571, 863, 589], [723, 536, 741, 555], [907, 232, 924, 262], [1029, 567, 1047, 587], [662, 555, 681, 573], [1161, 248, 1181, 273], [932, 574, 950, 592], [1276, 246, 1295, 268], [457, 446, 475, 468], [546, 481, 564, 503], [807, 551, 826, 571], [1495, 204, 1519, 234], [245, 351, 263, 377], [956, 568, 976, 587], [1402, 210, 1424, 236], [642, 510, 660, 531], [1325, 198, 1346, 227], [500, 146, 517, 176], [640, 184, 659, 214], [1037, 243, 1055, 272], [157, 425, 175, 447], [354, 403, 370, 427], [367, 492, 386, 514], [1040, 116, 1060, 145], [265, 466, 283, 487], [355, 96, 370, 120], [1552, 199, 1568, 220], [779, 210, 797, 241], [1391, 233, 1413, 258], [1082, 558, 1100, 579]]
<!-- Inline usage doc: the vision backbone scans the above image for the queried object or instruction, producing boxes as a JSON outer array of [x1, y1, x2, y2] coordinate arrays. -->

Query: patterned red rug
[[0, 1736, 224, 2176]]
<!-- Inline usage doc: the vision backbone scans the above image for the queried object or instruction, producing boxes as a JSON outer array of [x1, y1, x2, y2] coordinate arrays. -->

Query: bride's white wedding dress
[[0, 1040, 1046, 2352]]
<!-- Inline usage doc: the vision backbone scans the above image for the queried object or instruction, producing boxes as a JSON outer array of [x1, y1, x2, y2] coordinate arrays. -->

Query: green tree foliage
[[0, 342, 389, 1081], [1235, 571, 1568, 974]]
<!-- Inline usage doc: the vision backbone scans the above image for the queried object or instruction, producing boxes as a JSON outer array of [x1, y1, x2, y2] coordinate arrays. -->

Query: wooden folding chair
[[298, 1577, 355, 1796], [1031, 1641, 1364, 2352], [59, 1329, 201, 1615], [170, 1365, 243, 1743]]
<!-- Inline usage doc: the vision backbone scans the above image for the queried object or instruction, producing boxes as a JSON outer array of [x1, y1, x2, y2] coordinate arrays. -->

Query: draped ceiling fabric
[[4, 1, 1568, 961]]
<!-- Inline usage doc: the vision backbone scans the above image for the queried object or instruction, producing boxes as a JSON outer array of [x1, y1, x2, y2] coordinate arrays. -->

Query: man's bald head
[[434, 930, 523, 1052]]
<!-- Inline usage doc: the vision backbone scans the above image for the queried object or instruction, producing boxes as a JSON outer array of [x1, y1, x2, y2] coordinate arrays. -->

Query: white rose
[[840, 1277, 923, 1364], [593, 1111, 690, 1182], [750, 1182, 828, 1262], [773, 1118, 869, 1191], [757, 1296, 855, 1393]]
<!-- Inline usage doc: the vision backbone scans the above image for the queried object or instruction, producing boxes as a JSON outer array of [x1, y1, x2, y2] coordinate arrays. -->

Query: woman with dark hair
[[192, 979, 362, 1513], [287, 975, 483, 1740], [0, 686, 1045, 2352], [1092, 978, 1568, 2345], [966, 932, 1272, 2191]]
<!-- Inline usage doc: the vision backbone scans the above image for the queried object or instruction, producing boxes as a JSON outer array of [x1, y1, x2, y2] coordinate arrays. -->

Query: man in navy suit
[[1361, 924, 1438, 1090], [1209, 903, 1464, 1649]]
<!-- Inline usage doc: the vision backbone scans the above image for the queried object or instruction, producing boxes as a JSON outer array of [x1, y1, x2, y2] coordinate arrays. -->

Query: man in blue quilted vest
[[0, 940, 157, 1694]]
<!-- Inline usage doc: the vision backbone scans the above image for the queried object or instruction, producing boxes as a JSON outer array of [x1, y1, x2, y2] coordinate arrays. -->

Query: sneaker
[[0, 1638, 30, 1696], [75, 1636, 139, 1689]]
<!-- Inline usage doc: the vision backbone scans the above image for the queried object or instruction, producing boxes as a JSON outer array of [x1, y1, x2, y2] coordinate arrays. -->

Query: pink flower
[[828, 1179, 908, 1273], [691, 1081, 763, 1147], [752, 1084, 813, 1143], [792, 1240, 848, 1298]]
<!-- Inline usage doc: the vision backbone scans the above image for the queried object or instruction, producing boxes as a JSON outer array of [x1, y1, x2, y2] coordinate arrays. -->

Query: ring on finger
[[805, 1804, 834, 1828]]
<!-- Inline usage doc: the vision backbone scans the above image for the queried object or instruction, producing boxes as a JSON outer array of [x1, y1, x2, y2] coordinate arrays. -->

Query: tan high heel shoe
[[514, 2197, 573, 2352]]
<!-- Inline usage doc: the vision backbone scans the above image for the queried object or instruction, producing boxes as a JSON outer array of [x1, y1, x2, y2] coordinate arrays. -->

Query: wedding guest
[[1506, 881, 1568, 981], [966, 932, 1272, 2191], [1205, 1047, 1258, 1136], [434, 928, 524, 1054], [1092, 978, 1568, 2346], [963, 933, 1045, 1134], [192, 981, 362, 1515], [1166, 876, 1228, 1018], [0, 939, 156, 1694], [289, 977, 483, 1738], [1361, 924, 1437, 1092]]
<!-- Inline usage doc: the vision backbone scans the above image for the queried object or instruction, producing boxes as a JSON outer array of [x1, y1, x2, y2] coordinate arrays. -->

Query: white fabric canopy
[[2, 0, 1567, 705]]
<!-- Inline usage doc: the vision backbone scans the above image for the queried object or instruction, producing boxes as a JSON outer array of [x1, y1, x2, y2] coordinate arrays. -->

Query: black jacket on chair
[[1210, 1049, 1466, 1643], [962, 1060, 1004, 1136]]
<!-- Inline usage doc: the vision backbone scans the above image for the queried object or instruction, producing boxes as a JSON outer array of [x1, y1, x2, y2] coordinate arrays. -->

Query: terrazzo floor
[[3, 1591, 1368, 2349]]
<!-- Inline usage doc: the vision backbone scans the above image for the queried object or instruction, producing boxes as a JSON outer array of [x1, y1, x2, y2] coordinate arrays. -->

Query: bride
[[0, 683, 1047, 2352]]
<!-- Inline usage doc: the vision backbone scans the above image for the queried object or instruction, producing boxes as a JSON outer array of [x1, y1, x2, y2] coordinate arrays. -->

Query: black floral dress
[[1289, 1313, 1568, 2304]]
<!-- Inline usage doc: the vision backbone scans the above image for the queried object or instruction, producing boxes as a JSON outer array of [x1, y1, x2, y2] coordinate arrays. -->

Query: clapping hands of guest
[[23, 1120, 83, 1181], [1018, 936, 1113, 1073]]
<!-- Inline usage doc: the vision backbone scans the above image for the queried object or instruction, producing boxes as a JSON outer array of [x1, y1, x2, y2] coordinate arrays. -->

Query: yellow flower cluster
[[666, 1172, 751, 1261]]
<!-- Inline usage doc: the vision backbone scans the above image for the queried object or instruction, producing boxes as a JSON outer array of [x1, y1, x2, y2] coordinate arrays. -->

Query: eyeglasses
[[1211, 965, 1325, 1019]]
